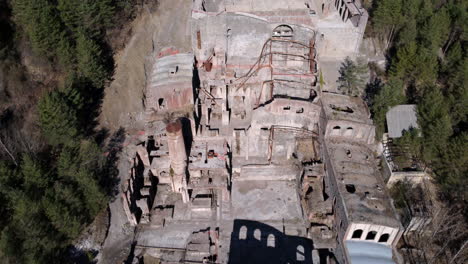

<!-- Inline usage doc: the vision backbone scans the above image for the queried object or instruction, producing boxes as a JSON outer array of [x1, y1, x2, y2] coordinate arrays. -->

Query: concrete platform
[[231, 180, 303, 221]]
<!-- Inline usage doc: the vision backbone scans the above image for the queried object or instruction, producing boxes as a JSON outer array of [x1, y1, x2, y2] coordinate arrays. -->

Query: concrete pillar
[[202, 105, 209, 124], [180, 187, 189, 203], [343, 7, 349, 22]]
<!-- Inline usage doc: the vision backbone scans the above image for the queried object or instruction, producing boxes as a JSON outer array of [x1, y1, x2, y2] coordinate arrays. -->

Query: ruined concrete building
[[121, 1, 402, 263]]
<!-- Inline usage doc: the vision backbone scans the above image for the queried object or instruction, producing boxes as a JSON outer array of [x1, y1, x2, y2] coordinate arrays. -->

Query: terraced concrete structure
[[116, 1, 402, 263]]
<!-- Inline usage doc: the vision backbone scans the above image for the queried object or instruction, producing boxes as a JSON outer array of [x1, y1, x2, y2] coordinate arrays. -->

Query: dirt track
[[100, 0, 192, 131], [97, 1, 193, 263]]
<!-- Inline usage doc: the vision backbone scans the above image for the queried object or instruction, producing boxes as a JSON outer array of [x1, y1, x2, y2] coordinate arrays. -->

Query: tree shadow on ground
[[100, 127, 126, 199]]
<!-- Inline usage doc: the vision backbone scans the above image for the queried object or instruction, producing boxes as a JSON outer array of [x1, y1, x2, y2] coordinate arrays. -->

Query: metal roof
[[346, 240, 395, 264], [386, 105, 418, 138]]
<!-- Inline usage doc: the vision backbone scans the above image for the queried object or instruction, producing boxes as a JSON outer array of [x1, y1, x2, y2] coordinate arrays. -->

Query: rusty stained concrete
[[104, 1, 402, 264]]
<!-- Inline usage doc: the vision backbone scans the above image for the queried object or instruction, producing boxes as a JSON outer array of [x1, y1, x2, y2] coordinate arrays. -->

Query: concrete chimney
[[166, 119, 189, 203], [166, 119, 187, 176]]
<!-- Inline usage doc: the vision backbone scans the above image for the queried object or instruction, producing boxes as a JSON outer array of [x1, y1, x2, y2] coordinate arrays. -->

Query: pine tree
[[371, 78, 406, 137], [42, 183, 84, 239], [420, 7, 451, 53], [21, 155, 52, 199], [372, 0, 404, 46], [57, 141, 107, 219], [0, 162, 18, 228], [58, 0, 114, 38], [337, 57, 369, 97], [434, 132, 468, 199], [417, 86, 453, 162], [11, 0, 66, 58], [390, 41, 417, 80], [38, 90, 81, 146], [75, 31, 108, 88]]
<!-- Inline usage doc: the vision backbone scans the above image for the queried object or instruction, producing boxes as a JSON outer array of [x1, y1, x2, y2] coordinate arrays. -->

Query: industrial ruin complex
[[120, 1, 403, 263]]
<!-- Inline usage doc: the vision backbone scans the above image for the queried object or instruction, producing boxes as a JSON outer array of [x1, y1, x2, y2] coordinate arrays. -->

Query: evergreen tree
[[390, 41, 418, 81], [417, 86, 453, 162], [57, 141, 107, 217], [11, 0, 66, 58], [434, 132, 468, 199], [42, 182, 85, 239], [420, 7, 451, 53], [372, 0, 404, 44], [371, 78, 406, 137], [0, 162, 17, 228], [38, 90, 81, 146], [75, 31, 108, 88], [337, 57, 369, 97], [396, 18, 417, 48], [58, 0, 114, 38], [21, 155, 52, 199]]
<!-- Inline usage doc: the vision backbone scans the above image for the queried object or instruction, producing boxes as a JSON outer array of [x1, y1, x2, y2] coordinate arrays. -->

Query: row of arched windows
[[351, 229, 390, 243]]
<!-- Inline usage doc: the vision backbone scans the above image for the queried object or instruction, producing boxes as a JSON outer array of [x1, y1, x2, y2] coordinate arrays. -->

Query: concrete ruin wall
[[117, 1, 404, 263]]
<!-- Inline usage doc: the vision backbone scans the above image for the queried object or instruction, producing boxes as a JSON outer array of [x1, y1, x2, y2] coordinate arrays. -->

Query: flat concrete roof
[[231, 180, 303, 221], [322, 92, 372, 124], [326, 140, 401, 228]]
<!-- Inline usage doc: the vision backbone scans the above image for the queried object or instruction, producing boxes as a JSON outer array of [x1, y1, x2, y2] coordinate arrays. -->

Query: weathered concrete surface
[[98, 2, 194, 261], [96, 156, 134, 264], [100, 0, 193, 130]]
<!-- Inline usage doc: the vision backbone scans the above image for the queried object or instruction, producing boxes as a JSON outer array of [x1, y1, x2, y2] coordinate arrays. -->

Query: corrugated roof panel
[[386, 105, 418, 138], [346, 240, 395, 264]]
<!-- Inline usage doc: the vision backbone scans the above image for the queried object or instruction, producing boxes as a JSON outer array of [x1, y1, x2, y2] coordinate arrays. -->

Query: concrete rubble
[[108, 1, 403, 263]]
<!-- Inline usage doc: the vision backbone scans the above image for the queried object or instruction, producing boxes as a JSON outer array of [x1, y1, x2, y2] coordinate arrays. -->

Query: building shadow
[[228, 219, 313, 264]]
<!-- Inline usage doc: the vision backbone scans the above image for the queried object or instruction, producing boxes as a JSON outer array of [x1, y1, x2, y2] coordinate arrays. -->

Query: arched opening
[[356, 129, 364, 138], [158, 98, 166, 109], [352, 229, 363, 239], [272, 25, 294, 38], [331, 126, 341, 136], [296, 245, 305, 261], [366, 231, 377, 240], [267, 234, 275, 247], [239, 226, 247, 240], [378, 233, 390, 243], [254, 229, 261, 241], [344, 127, 354, 137]]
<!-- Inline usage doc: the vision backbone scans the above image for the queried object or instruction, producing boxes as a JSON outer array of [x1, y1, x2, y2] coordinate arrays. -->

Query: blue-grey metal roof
[[346, 240, 395, 264], [386, 105, 418, 138]]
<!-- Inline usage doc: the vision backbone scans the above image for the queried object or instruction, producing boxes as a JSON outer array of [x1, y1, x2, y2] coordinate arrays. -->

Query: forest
[[367, 0, 467, 208], [367, 0, 467, 262], [0, 0, 146, 263]]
